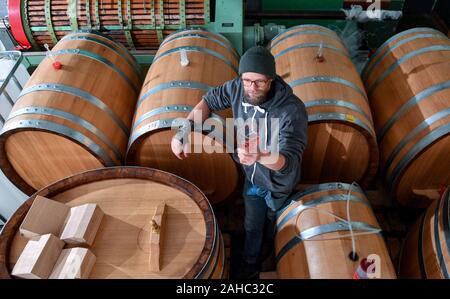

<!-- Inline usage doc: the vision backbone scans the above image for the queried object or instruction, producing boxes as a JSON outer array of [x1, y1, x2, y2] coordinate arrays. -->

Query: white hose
[[293, 183, 379, 246]]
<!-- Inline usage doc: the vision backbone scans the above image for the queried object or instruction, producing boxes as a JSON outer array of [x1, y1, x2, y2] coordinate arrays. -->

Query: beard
[[244, 90, 267, 105]]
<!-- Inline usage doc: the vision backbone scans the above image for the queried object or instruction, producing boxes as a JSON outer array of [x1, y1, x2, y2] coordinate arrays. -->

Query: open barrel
[[0, 167, 226, 279]]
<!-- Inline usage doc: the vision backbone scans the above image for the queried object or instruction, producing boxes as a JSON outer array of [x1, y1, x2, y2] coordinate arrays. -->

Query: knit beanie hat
[[238, 46, 276, 79]]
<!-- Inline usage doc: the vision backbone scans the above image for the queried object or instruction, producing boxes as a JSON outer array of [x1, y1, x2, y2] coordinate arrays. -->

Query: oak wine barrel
[[270, 25, 378, 187], [399, 187, 450, 279], [126, 29, 240, 205], [0, 30, 141, 195], [0, 167, 227, 279], [362, 27, 450, 207], [275, 182, 396, 278]]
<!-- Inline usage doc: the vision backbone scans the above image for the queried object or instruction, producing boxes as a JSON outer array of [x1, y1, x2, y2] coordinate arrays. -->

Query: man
[[171, 46, 308, 278]]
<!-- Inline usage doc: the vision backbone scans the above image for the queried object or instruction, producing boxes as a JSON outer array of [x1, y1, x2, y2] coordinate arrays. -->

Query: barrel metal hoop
[[132, 104, 225, 131], [289, 76, 368, 103], [168, 28, 230, 42], [277, 182, 365, 217], [434, 196, 450, 278], [179, 0, 186, 28], [276, 194, 371, 231], [388, 123, 450, 190], [129, 115, 225, 147], [363, 27, 446, 74], [271, 24, 337, 45], [51, 48, 139, 94], [308, 112, 376, 138], [442, 188, 450, 272], [219, 233, 226, 279], [367, 45, 450, 96], [153, 46, 238, 73], [294, 182, 364, 199], [195, 219, 218, 279], [383, 109, 450, 175], [64, 29, 140, 67], [58, 35, 141, 77], [276, 221, 381, 262], [137, 80, 212, 108], [160, 33, 239, 61], [44, 0, 58, 44], [377, 80, 450, 143], [7, 106, 123, 162], [417, 212, 428, 279], [274, 42, 349, 59], [362, 33, 449, 82], [0, 119, 116, 166], [270, 30, 342, 50], [305, 99, 371, 121], [204, 224, 221, 279], [68, 0, 79, 31], [17, 83, 129, 136]]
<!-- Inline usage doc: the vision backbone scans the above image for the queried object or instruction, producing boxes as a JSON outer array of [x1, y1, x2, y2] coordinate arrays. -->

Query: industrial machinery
[[1, 0, 411, 67]]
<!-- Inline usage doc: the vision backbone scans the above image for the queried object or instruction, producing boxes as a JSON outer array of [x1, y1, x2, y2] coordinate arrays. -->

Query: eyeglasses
[[241, 78, 271, 88]]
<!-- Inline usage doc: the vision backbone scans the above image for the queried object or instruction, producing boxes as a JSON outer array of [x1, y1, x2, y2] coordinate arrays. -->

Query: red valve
[[52, 61, 62, 70]]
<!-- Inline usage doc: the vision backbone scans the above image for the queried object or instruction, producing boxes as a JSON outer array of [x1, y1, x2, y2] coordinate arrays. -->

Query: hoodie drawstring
[[264, 111, 268, 151], [241, 101, 269, 185]]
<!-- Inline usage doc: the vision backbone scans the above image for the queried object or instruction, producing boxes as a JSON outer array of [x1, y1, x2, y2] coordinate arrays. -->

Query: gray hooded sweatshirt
[[203, 76, 308, 210]]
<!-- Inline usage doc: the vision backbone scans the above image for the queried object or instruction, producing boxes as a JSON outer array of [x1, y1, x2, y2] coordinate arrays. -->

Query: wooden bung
[[149, 203, 167, 272]]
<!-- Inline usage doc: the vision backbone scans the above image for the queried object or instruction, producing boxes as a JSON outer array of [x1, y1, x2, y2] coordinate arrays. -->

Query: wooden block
[[11, 234, 64, 279], [149, 203, 167, 272], [49, 248, 96, 279], [259, 271, 278, 279], [60, 204, 104, 246], [19, 196, 70, 240]]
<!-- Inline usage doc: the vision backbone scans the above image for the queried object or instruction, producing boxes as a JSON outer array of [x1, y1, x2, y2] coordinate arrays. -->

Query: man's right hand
[[171, 137, 190, 160]]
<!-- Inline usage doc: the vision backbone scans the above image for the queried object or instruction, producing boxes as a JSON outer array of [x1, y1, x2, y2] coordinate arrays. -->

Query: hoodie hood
[[258, 76, 295, 111], [241, 76, 295, 112]]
